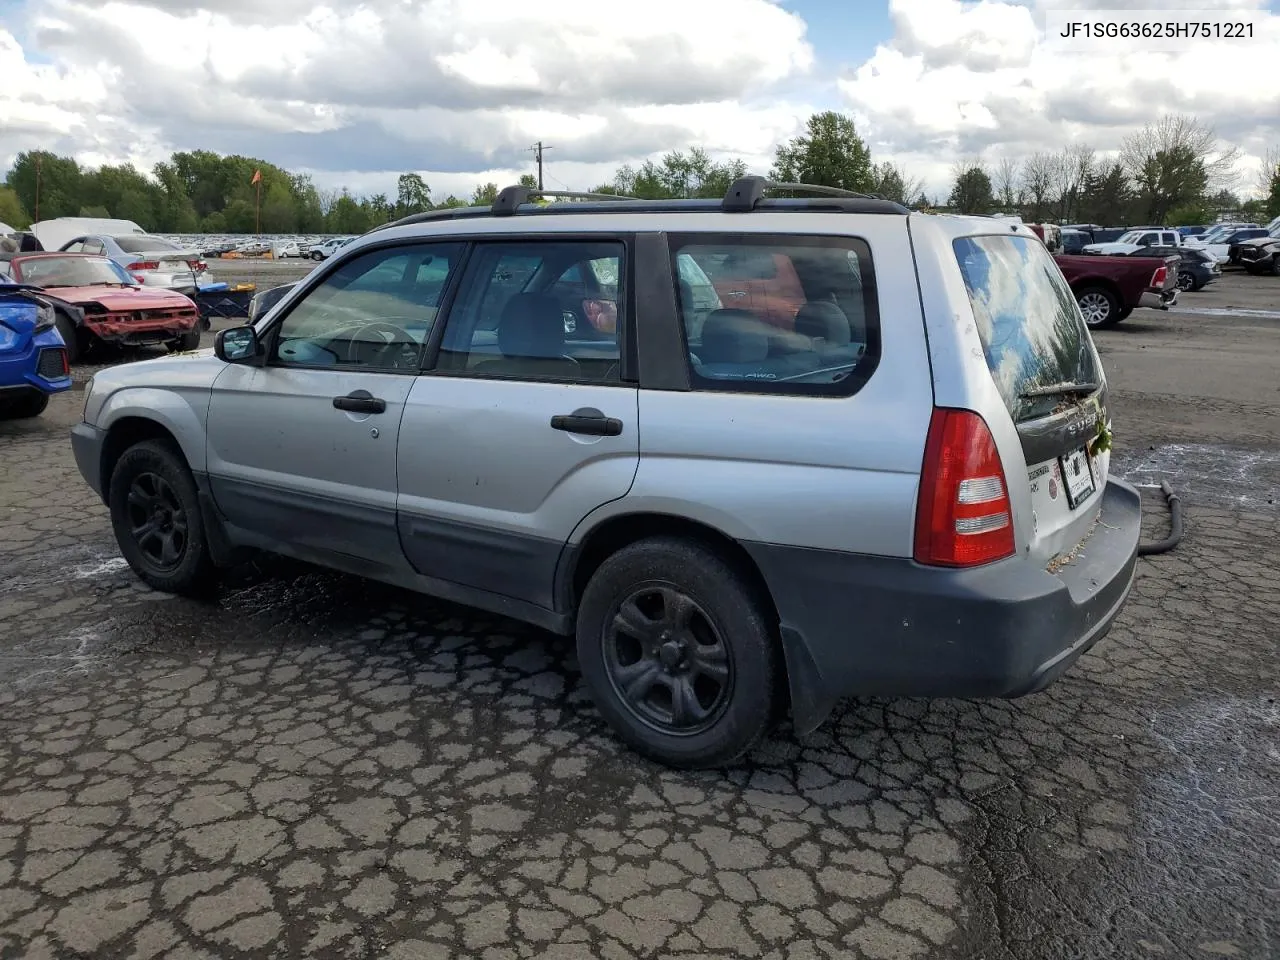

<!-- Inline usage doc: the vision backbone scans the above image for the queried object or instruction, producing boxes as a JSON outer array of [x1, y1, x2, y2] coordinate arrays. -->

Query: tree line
[[1, 112, 1276, 236]]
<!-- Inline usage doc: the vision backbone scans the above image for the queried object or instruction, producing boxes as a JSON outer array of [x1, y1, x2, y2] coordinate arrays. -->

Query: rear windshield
[[953, 234, 1101, 423], [114, 236, 178, 253]]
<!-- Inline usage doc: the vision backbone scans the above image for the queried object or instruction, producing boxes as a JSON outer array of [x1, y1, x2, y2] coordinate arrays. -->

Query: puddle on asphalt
[[2, 626, 108, 687], [74, 556, 130, 578], [1114, 444, 1280, 510]]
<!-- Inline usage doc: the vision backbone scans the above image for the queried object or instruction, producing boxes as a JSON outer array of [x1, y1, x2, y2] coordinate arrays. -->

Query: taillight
[[189, 259, 207, 272], [914, 408, 1016, 567], [1151, 265, 1168, 287], [127, 261, 160, 272]]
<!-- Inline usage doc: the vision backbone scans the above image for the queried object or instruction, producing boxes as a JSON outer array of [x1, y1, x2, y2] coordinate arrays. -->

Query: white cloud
[[841, 0, 1280, 197], [2, 0, 1277, 207]]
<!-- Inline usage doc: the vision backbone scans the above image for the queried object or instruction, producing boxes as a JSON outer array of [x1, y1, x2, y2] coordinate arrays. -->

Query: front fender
[[94, 385, 212, 473]]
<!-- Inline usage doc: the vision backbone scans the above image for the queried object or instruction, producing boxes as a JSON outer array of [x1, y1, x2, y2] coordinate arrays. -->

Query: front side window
[[272, 242, 464, 370], [436, 240, 625, 383], [670, 235, 879, 397], [953, 234, 1102, 423]]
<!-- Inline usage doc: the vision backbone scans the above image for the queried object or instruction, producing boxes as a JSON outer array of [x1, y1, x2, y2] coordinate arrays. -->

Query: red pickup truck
[[1053, 253, 1179, 329]]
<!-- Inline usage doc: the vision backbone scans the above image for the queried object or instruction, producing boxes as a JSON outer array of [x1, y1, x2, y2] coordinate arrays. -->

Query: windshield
[[115, 235, 179, 253], [18, 255, 134, 287], [1116, 231, 1143, 244], [954, 235, 1102, 423]]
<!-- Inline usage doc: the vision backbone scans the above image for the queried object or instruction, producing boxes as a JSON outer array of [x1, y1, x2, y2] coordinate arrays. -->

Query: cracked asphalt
[[1, 274, 1277, 959]]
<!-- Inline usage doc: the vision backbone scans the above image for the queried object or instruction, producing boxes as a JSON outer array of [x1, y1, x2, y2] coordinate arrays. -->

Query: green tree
[[1267, 164, 1280, 218], [327, 191, 371, 233], [153, 162, 200, 232], [78, 205, 112, 218], [948, 165, 995, 214], [260, 182, 298, 233], [437, 195, 467, 209], [395, 173, 432, 217], [365, 193, 392, 224], [1121, 115, 1234, 223], [472, 182, 499, 205], [1167, 202, 1213, 226], [0, 187, 31, 228], [1078, 162, 1132, 225], [770, 111, 873, 192], [5, 151, 83, 220]]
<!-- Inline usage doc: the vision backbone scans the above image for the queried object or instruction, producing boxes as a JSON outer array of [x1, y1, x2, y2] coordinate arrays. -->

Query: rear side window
[[670, 235, 879, 397], [953, 235, 1102, 423]]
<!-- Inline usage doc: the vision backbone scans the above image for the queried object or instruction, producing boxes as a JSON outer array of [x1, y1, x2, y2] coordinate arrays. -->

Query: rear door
[[396, 236, 639, 611], [952, 234, 1109, 562]]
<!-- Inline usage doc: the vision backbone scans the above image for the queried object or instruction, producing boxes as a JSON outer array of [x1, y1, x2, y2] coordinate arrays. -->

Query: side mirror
[[215, 325, 260, 363]]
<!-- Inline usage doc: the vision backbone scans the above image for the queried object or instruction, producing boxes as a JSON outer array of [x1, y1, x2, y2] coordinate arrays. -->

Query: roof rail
[[722, 175, 888, 212], [491, 185, 638, 216]]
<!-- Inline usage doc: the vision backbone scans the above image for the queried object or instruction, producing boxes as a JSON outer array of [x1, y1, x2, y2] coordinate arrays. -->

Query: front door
[[205, 240, 466, 574], [396, 237, 639, 610]]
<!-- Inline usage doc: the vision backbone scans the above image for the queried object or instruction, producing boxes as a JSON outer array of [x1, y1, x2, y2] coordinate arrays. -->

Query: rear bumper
[[746, 478, 1142, 734], [1139, 289, 1178, 310]]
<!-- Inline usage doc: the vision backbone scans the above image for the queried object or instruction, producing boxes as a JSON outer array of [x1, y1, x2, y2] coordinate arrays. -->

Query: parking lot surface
[[1, 273, 1277, 958]]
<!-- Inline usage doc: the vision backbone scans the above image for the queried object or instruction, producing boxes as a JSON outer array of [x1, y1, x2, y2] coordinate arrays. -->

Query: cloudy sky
[[1, 0, 1278, 203]]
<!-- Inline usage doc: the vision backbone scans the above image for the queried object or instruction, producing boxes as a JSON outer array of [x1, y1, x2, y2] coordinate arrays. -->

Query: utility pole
[[34, 153, 41, 222], [528, 141, 554, 190]]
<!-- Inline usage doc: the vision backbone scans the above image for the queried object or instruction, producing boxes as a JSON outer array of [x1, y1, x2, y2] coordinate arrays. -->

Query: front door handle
[[333, 389, 386, 414], [550, 407, 623, 437]]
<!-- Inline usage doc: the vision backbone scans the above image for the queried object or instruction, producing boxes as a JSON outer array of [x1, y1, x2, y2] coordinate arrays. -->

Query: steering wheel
[[346, 320, 420, 368]]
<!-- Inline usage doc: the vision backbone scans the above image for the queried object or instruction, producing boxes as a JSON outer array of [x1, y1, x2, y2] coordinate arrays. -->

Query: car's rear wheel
[[1270, 255, 1280, 277], [108, 439, 213, 595], [576, 537, 779, 769], [0, 392, 49, 420], [1077, 286, 1121, 329], [310, 251, 323, 261], [1176, 270, 1196, 292]]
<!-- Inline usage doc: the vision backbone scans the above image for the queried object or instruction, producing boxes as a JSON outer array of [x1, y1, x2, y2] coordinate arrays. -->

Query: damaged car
[[0, 252, 201, 360]]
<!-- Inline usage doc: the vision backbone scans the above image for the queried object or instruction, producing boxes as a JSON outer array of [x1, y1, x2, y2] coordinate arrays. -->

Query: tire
[[168, 329, 202, 352], [310, 251, 323, 261], [1176, 270, 1195, 292], [1271, 255, 1280, 277], [0, 392, 49, 420], [1077, 286, 1121, 329], [576, 537, 780, 769], [54, 314, 81, 363], [108, 439, 213, 595]]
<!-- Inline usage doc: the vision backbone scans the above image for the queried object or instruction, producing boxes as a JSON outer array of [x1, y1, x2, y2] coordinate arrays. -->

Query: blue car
[[0, 278, 73, 420]]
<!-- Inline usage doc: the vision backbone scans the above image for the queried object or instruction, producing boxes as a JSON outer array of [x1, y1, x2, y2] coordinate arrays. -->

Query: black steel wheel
[[577, 537, 779, 768], [108, 439, 213, 594], [603, 585, 733, 736]]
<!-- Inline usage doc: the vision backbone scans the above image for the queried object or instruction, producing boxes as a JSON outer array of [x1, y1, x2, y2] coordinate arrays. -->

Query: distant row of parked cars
[[185, 235, 356, 261]]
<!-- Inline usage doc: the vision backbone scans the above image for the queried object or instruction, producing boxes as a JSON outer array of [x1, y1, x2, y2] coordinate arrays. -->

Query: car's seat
[[695, 308, 780, 381], [793, 300, 865, 366], [473, 292, 580, 379]]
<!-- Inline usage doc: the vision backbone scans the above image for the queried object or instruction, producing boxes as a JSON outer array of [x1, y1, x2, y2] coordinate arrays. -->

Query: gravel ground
[[0, 272, 1277, 959]]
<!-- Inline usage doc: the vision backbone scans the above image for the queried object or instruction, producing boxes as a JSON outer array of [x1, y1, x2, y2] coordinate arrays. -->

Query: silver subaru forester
[[71, 178, 1141, 769]]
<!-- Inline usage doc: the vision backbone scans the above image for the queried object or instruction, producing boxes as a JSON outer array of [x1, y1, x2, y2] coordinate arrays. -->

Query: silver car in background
[[58, 233, 212, 294]]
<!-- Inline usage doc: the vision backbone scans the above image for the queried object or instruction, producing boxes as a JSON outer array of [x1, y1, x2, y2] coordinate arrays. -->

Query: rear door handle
[[333, 389, 386, 414], [550, 407, 623, 437]]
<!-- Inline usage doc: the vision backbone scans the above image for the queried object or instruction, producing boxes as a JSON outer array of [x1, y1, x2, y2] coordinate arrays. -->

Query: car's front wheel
[[310, 251, 323, 261], [167, 329, 202, 353], [1077, 286, 1121, 329], [108, 439, 213, 595], [576, 537, 780, 769]]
